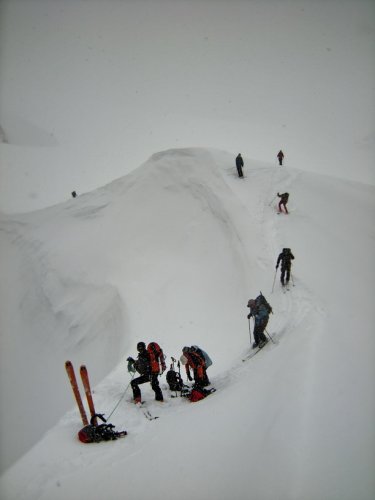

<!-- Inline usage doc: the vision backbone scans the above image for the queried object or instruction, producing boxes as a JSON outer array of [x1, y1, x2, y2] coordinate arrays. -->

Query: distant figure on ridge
[[71, 191, 77, 198], [276, 248, 295, 287], [236, 153, 244, 178], [277, 192, 289, 214], [277, 150, 284, 166]]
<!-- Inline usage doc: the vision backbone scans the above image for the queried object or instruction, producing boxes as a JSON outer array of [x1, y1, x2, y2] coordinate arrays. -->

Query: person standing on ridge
[[127, 342, 164, 404], [277, 192, 289, 214], [277, 150, 284, 166], [276, 248, 295, 287], [236, 153, 244, 178]]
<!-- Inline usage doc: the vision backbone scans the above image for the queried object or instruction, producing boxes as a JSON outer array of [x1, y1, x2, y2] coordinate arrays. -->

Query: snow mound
[[1, 148, 374, 500]]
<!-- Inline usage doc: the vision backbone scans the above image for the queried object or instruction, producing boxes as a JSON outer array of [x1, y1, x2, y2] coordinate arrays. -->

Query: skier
[[247, 294, 272, 349], [127, 342, 164, 403], [276, 248, 295, 287], [235, 153, 244, 178], [180, 346, 209, 387], [277, 150, 284, 166], [277, 192, 289, 214]]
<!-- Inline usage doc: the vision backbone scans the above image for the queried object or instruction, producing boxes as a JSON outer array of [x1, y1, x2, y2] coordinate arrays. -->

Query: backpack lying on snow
[[78, 414, 127, 444], [189, 386, 216, 403]]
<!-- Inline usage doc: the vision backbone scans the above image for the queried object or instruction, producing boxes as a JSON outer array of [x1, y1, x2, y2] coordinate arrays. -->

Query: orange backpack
[[147, 342, 166, 374]]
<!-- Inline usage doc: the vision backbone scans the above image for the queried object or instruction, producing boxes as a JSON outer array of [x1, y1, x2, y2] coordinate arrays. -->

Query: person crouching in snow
[[180, 346, 208, 387]]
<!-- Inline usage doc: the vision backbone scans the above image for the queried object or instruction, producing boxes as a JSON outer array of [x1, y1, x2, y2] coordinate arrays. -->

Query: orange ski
[[65, 361, 89, 426], [80, 365, 97, 426]]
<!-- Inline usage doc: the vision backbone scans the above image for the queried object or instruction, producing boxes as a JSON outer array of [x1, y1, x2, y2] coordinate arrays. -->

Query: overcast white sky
[[0, 0, 374, 212]]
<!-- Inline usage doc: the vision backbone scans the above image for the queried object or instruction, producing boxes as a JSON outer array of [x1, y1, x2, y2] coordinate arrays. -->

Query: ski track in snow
[[2, 148, 374, 500], [57, 153, 326, 471]]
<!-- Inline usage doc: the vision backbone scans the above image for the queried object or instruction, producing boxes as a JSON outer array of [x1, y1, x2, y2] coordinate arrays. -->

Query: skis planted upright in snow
[[65, 360, 89, 426], [80, 365, 97, 426]]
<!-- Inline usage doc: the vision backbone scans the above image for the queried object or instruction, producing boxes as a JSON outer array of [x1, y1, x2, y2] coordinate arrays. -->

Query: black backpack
[[78, 414, 127, 444], [166, 369, 184, 391], [134, 353, 150, 375], [255, 293, 273, 314]]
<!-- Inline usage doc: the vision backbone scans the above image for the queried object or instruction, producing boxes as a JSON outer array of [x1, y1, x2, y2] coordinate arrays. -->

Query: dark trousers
[[193, 367, 210, 387], [278, 201, 288, 213], [253, 317, 269, 345], [280, 266, 291, 285], [131, 373, 163, 401], [237, 166, 243, 178], [278, 158, 283, 166]]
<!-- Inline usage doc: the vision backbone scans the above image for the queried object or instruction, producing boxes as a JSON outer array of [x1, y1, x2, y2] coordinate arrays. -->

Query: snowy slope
[[0, 148, 374, 500]]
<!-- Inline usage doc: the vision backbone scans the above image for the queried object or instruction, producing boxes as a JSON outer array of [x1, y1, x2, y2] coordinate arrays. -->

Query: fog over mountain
[[0, 0, 374, 214], [0, 2, 374, 500]]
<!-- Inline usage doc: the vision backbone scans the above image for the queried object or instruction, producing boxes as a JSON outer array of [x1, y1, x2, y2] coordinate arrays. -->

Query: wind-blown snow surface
[[0, 149, 374, 500]]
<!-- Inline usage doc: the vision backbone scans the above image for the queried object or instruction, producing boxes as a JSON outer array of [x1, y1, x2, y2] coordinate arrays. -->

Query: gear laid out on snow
[[65, 361, 128, 443], [166, 357, 187, 393], [78, 414, 128, 443], [189, 385, 216, 403]]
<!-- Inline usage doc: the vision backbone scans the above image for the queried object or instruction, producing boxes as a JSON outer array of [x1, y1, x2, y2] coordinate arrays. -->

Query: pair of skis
[[242, 341, 271, 362], [65, 361, 97, 426], [136, 402, 159, 421]]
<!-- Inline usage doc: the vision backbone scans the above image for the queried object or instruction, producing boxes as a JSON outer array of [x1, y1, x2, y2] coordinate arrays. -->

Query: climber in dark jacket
[[277, 192, 289, 214], [127, 342, 164, 403], [276, 248, 295, 286], [236, 153, 244, 178], [277, 150, 284, 166]]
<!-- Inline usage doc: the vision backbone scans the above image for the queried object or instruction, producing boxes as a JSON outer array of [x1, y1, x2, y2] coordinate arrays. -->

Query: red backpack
[[189, 386, 216, 403], [147, 342, 166, 374], [189, 386, 208, 403]]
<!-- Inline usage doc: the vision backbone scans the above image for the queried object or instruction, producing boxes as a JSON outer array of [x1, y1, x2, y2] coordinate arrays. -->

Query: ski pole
[[248, 317, 252, 346], [271, 268, 278, 293], [268, 194, 277, 207], [265, 328, 275, 344], [290, 272, 295, 287], [107, 372, 136, 420]]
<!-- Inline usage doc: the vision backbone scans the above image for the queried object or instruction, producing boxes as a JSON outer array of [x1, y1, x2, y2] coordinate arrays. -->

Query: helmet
[[137, 342, 146, 351], [182, 346, 191, 353], [247, 299, 255, 308]]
